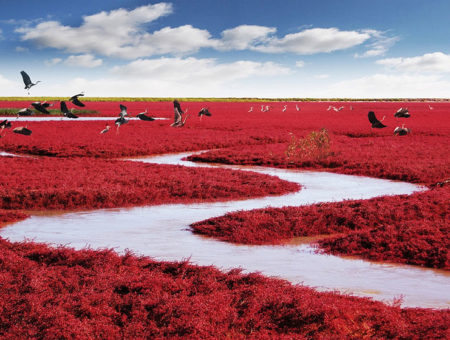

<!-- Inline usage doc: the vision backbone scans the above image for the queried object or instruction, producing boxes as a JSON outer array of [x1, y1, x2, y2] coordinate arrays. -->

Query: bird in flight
[[31, 102, 51, 114], [13, 126, 32, 136], [394, 107, 410, 118], [60, 101, 79, 119], [69, 93, 85, 107], [115, 104, 130, 133], [198, 107, 212, 120], [368, 111, 387, 128], [394, 124, 411, 136], [20, 71, 41, 94], [136, 109, 155, 121]]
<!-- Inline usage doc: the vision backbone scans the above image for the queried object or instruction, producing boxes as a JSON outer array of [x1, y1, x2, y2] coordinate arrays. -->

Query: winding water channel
[[1, 151, 449, 309]]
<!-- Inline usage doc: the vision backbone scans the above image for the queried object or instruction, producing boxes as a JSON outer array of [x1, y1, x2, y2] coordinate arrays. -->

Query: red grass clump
[[0, 238, 448, 339], [0, 209, 29, 225], [191, 186, 450, 269], [0, 156, 299, 210]]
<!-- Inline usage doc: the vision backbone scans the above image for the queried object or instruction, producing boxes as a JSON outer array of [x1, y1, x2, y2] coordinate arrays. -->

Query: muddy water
[[1, 151, 449, 309]]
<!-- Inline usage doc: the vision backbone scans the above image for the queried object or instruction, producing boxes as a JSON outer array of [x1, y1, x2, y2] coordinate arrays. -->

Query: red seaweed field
[[0, 99, 449, 338]]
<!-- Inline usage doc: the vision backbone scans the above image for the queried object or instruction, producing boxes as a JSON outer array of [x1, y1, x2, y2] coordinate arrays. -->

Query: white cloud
[[111, 57, 289, 82], [354, 30, 399, 58], [326, 73, 450, 98], [16, 3, 175, 58], [45, 57, 62, 66], [218, 25, 276, 50], [376, 52, 450, 73], [314, 74, 329, 79], [295, 60, 305, 68], [65, 54, 103, 68], [15, 46, 29, 52], [16, 3, 376, 58], [252, 28, 371, 54]]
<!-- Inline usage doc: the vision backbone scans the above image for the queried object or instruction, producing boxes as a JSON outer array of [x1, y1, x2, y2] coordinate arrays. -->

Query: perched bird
[[248, 106, 253, 112], [334, 106, 344, 112], [394, 107, 410, 118], [327, 105, 333, 111], [428, 105, 434, 110], [17, 108, 34, 117], [20, 71, 41, 93], [31, 102, 51, 114], [69, 93, 85, 107], [60, 101, 78, 119], [261, 105, 265, 112], [100, 124, 110, 134], [368, 111, 387, 128], [136, 109, 155, 121], [198, 107, 212, 119], [394, 125, 411, 136], [13, 126, 32, 136], [282, 105, 287, 112], [295, 104, 300, 111]]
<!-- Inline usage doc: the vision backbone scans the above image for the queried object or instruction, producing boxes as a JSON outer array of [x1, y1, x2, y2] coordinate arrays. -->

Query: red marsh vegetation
[[0, 156, 299, 211], [0, 238, 448, 339]]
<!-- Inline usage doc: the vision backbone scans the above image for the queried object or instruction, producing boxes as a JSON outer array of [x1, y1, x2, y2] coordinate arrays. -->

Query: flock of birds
[[0, 71, 214, 137], [0, 70, 435, 138], [368, 107, 412, 135]]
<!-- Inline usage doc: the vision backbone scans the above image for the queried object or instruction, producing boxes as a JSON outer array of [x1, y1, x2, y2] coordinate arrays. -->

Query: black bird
[[368, 111, 387, 128], [31, 102, 51, 114], [0, 119, 12, 129], [394, 125, 411, 136], [198, 107, 212, 118], [60, 101, 79, 119], [20, 71, 41, 93], [69, 93, 85, 107], [17, 108, 34, 117], [394, 107, 410, 118], [136, 109, 155, 121], [115, 104, 130, 132], [13, 126, 32, 136], [171, 99, 184, 126]]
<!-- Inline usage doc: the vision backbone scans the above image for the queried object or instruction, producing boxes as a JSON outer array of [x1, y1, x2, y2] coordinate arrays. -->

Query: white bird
[[282, 105, 287, 112], [327, 105, 333, 111], [100, 124, 110, 134], [428, 105, 434, 110], [261, 105, 265, 112], [295, 104, 300, 111], [248, 106, 253, 112]]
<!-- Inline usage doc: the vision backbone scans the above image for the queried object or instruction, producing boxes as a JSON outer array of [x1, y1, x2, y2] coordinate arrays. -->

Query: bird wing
[[70, 93, 84, 101], [119, 104, 127, 117], [32, 103, 50, 114], [20, 71, 32, 85], [60, 101, 69, 114], [71, 97, 85, 107], [368, 111, 379, 124]]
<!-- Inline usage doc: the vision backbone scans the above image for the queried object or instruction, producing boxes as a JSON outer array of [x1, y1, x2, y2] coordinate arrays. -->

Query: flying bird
[[368, 111, 387, 128], [394, 107, 410, 118], [0, 119, 12, 129], [394, 124, 411, 136], [136, 109, 155, 121], [171, 100, 185, 126], [173, 114, 189, 127], [20, 71, 41, 93], [31, 102, 51, 114], [198, 107, 212, 120], [69, 93, 85, 107], [17, 108, 34, 117], [13, 126, 32, 136], [115, 104, 130, 132], [60, 101, 78, 119]]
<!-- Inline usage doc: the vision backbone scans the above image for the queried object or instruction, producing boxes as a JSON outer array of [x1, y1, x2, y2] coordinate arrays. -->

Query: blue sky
[[1, 0, 449, 97]]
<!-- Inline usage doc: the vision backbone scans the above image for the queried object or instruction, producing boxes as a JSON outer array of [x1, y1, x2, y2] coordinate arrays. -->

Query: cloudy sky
[[1, 0, 450, 98]]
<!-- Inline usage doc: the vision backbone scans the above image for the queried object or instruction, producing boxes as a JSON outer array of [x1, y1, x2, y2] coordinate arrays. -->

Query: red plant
[[191, 186, 450, 269], [0, 238, 448, 339], [0, 156, 299, 210]]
